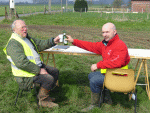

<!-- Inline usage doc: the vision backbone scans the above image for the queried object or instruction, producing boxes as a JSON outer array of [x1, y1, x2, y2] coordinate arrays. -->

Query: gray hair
[[11, 19, 25, 31]]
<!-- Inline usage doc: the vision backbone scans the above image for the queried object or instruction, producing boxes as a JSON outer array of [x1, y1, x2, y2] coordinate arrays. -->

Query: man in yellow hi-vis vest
[[3, 20, 60, 108], [66, 22, 130, 112]]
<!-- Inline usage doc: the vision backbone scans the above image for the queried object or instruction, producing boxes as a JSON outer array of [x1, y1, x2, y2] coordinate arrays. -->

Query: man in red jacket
[[66, 22, 130, 112]]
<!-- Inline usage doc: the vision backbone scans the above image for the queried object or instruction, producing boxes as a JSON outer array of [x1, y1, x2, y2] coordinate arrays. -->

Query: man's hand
[[54, 36, 60, 44], [40, 68, 48, 74], [66, 35, 74, 43], [91, 64, 98, 72]]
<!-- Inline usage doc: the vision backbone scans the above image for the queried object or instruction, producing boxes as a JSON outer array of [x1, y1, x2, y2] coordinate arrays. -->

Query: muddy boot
[[104, 90, 112, 105], [38, 87, 58, 108], [39, 98, 59, 108], [81, 92, 100, 112], [37, 87, 55, 101]]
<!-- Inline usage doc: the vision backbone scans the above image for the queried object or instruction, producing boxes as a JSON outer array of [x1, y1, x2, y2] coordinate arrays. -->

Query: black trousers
[[33, 64, 59, 90]]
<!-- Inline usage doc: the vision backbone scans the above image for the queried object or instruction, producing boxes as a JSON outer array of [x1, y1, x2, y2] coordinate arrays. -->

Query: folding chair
[[14, 77, 39, 108], [99, 68, 137, 113]]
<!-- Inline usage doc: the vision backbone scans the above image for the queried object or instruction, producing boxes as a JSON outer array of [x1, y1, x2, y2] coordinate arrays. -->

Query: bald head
[[102, 22, 117, 41], [102, 22, 116, 31], [12, 19, 28, 38]]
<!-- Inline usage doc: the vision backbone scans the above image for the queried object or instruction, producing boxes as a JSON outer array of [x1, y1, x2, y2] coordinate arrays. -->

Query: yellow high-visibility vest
[[101, 65, 128, 74], [3, 33, 38, 77]]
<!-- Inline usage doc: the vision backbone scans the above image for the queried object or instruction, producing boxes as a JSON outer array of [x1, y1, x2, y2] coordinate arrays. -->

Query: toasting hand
[[54, 36, 60, 44], [65, 35, 74, 43]]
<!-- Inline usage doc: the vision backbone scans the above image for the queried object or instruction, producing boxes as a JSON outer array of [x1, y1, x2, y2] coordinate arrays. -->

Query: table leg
[[144, 59, 150, 100], [52, 54, 56, 68], [134, 59, 140, 73], [135, 59, 143, 84], [40, 53, 44, 63], [46, 53, 50, 65]]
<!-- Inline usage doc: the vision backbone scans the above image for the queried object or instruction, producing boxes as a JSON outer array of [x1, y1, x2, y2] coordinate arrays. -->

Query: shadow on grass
[[110, 92, 137, 109], [50, 70, 90, 105], [59, 70, 89, 86], [136, 77, 150, 91]]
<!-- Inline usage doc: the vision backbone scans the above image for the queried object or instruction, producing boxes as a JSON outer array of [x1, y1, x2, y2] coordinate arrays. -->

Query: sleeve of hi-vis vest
[[6, 39, 40, 75], [28, 35, 56, 52]]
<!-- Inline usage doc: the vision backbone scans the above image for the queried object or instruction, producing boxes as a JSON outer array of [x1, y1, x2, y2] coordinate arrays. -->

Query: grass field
[[0, 4, 111, 16], [0, 12, 150, 113], [0, 4, 74, 16]]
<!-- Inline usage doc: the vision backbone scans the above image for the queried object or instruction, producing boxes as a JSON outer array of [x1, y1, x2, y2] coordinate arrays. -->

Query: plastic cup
[[59, 34, 63, 42]]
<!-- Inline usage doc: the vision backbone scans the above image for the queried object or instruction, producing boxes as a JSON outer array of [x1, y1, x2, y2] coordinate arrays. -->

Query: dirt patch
[[0, 24, 149, 49]]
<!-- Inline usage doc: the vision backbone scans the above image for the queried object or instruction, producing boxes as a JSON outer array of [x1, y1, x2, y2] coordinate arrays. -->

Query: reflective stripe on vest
[[3, 33, 37, 77], [101, 65, 128, 74], [30, 38, 42, 61]]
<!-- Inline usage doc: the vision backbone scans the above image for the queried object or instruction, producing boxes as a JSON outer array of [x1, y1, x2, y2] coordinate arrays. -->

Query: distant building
[[131, 0, 150, 12]]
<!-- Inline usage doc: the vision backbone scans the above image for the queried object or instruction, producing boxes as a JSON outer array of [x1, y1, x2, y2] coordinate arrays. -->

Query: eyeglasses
[[21, 26, 28, 30]]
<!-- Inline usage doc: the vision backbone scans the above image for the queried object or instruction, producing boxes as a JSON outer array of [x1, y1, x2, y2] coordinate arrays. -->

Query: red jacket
[[72, 34, 130, 69]]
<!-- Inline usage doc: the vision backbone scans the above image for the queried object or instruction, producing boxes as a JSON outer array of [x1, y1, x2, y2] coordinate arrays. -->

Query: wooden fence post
[[5, 7, 8, 19], [15, 8, 19, 18], [23, 9, 25, 16], [35, 7, 36, 13], [44, 5, 47, 14], [147, 12, 149, 20], [80, 8, 82, 17], [30, 9, 31, 15], [44, 5, 45, 14], [142, 8, 143, 14], [10, 8, 14, 20], [100, 11, 102, 17], [15, 8, 16, 19]]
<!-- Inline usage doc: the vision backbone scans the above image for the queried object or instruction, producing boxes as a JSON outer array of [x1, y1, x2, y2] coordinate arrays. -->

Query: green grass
[[0, 4, 74, 16], [0, 12, 150, 113], [0, 4, 111, 16]]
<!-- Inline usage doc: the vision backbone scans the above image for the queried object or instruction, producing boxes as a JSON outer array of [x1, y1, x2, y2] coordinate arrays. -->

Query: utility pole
[[66, 0, 68, 12], [9, 0, 15, 19], [48, 0, 51, 13], [61, 0, 63, 13]]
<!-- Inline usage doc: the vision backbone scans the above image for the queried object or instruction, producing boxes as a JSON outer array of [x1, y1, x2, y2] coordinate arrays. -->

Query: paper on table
[[64, 46, 95, 53], [53, 45, 70, 49], [128, 48, 150, 58], [44, 45, 68, 51], [44, 46, 96, 54]]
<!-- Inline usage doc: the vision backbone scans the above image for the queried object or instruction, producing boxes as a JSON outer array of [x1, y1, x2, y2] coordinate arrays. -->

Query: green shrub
[[74, 0, 88, 12]]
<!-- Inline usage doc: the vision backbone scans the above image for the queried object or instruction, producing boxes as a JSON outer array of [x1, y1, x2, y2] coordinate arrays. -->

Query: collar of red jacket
[[102, 33, 119, 46]]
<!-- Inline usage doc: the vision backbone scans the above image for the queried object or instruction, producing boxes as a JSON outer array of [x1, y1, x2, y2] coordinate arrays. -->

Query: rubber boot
[[38, 87, 59, 108], [81, 92, 100, 112], [104, 90, 112, 105]]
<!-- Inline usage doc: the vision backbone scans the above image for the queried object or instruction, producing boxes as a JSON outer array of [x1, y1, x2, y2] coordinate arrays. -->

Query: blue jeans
[[88, 71, 105, 93]]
